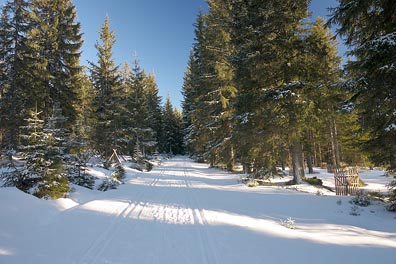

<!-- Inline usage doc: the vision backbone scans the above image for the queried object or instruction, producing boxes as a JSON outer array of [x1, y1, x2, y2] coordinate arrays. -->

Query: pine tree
[[12, 104, 70, 199], [182, 51, 199, 156], [125, 56, 155, 158], [230, 0, 310, 182], [2, 106, 44, 191], [36, 103, 70, 199], [329, 0, 396, 171], [183, 11, 212, 162], [0, 0, 32, 150], [162, 96, 183, 155], [199, 0, 237, 170], [302, 17, 366, 172], [145, 72, 163, 153], [28, 0, 83, 125], [89, 16, 120, 157]]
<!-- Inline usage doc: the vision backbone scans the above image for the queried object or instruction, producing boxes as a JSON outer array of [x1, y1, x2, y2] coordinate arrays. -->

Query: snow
[[1, 156, 396, 264]]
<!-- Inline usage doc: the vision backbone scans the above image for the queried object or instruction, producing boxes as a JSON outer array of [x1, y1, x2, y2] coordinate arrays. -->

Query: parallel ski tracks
[[76, 158, 220, 264], [75, 167, 166, 264], [182, 158, 220, 264]]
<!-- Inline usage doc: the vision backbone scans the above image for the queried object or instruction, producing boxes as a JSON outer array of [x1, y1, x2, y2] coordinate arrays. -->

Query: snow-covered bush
[[98, 177, 121, 191], [65, 153, 96, 190], [350, 192, 371, 207], [280, 217, 296, 229], [145, 161, 154, 172], [68, 166, 96, 190], [97, 163, 125, 191], [112, 163, 125, 182]]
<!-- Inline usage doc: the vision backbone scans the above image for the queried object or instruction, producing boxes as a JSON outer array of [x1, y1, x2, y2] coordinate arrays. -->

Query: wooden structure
[[106, 149, 126, 165], [334, 167, 360, 196]]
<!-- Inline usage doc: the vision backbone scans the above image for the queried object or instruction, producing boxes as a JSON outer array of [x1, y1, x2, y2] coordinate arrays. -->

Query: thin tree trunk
[[330, 118, 340, 169], [291, 137, 305, 184], [306, 129, 314, 174], [209, 154, 215, 168], [306, 152, 314, 174], [317, 141, 323, 167], [226, 145, 234, 172]]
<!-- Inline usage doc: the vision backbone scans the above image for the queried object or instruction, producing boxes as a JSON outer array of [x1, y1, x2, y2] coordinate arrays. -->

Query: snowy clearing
[[1, 156, 396, 264]]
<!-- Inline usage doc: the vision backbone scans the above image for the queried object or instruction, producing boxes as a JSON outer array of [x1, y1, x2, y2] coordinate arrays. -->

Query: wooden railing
[[334, 167, 360, 196]]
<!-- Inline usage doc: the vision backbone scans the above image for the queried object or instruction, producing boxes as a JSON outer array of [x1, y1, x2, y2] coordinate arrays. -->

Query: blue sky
[[1, 0, 344, 109]]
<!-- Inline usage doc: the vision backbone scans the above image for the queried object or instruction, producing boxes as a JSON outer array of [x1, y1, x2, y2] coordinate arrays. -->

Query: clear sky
[[1, 0, 344, 109]]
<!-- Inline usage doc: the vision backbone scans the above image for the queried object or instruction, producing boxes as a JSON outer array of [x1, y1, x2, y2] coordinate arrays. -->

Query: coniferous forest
[[0, 0, 395, 205]]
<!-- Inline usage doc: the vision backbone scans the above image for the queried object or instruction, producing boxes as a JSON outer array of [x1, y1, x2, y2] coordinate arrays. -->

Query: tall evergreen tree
[[0, 0, 32, 150], [183, 11, 212, 161], [145, 72, 163, 153], [89, 16, 120, 157], [199, 0, 237, 170], [230, 0, 310, 182], [125, 56, 155, 157], [329, 0, 396, 171], [28, 0, 83, 125], [162, 96, 183, 155]]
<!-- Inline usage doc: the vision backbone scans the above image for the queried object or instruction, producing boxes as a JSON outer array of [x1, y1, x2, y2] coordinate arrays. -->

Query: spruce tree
[[15, 104, 69, 199], [0, 0, 32, 150], [329, 0, 396, 171], [89, 16, 120, 157], [183, 11, 212, 162], [230, 0, 310, 182], [200, 0, 237, 170], [28, 0, 83, 125], [182, 51, 199, 156], [125, 56, 155, 158], [145, 72, 163, 153], [162, 96, 183, 155]]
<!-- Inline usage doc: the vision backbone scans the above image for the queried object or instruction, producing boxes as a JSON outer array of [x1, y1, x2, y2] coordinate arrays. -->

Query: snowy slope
[[1, 156, 395, 264]]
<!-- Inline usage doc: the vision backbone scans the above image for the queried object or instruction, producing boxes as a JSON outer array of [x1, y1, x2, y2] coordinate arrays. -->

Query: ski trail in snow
[[76, 168, 166, 264], [76, 158, 221, 264], [182, 158, 220, 264]]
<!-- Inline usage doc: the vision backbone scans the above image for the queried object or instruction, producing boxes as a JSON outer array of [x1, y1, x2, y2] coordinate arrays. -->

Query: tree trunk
[[226, 145, 234, 172], [306, 152, 314, 174], [291, 138, 305, 184], [209, 154, 215, 168], [317, 141, 323, 167], [306, 129, 314, 174], [330, 118, 340, 169]]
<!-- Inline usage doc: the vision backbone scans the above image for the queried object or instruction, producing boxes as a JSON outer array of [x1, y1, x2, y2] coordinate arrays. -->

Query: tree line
[[182, 0, 396, 185], [0, 0, 183, 198]]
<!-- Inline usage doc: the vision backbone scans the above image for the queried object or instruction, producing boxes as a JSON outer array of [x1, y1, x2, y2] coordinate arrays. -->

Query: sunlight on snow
[[77, 198, 396, 249], [203, 210, 396, 248], [80, 200, 131, 216]]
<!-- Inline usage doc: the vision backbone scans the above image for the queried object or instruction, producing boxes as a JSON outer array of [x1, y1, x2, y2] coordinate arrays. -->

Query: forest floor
[[1, 156, 396, 264]]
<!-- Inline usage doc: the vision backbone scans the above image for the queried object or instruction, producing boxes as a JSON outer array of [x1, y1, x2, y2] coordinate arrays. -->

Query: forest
[[182, 0, 395, 185], [0, 0, 395, 204]]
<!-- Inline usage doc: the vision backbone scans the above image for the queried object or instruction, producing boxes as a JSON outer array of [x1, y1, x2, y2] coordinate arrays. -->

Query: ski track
[[183, 159, 220, 264], [76, 168, 166, 264], [76, 159, 221, 264]]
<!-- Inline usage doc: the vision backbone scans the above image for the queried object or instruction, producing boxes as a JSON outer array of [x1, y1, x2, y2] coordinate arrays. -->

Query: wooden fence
[[334, 167, 360, 196]]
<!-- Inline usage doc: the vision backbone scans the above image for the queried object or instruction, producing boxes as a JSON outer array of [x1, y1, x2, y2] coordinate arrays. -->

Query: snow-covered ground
[[1, 156, 395, 264]]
